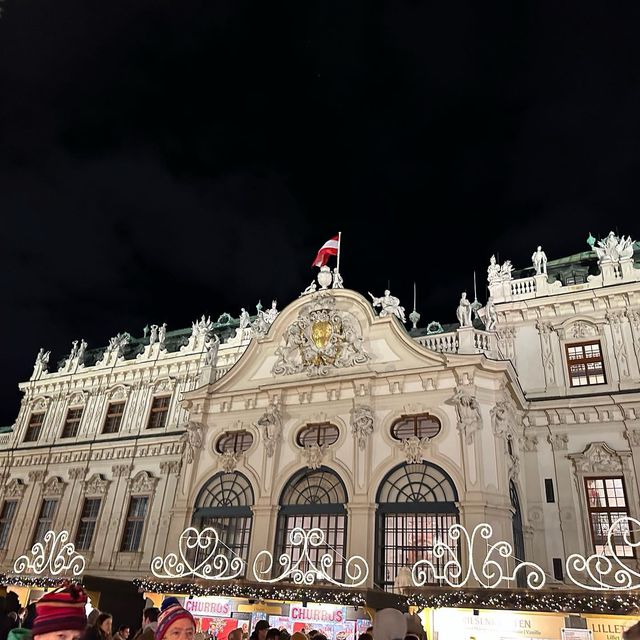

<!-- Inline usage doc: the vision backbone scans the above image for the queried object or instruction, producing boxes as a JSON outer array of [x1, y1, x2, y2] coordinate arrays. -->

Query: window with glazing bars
[[566, 341, 606, 387], [391, 414, 442, 440], [24, 413, 44, 442], [147, 396, 170, 429], [585, 477, 633, 557], [120, 496, 149, 551], [75, 498, 101, 550], [216, 430, 254, 454], [102, 402, 125, 434], [61, 407, 83, 438], [0, 501, 17, 549], [32, 499, 58, 545], [296, 423, 340, 447]]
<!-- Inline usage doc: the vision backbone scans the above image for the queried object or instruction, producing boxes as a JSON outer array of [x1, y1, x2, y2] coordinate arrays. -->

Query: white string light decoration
[[566, 515, 640, 590], [151, 527, 245, 580], [252, 527, 369, 587], [13, 530, 85, 577], [411, 523, 546, 589]]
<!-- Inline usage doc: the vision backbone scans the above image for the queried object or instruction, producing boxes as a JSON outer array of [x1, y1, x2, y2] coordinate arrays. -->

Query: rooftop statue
[[331, 268, 344, 289], [369, 289, 406, 323], [592, 231, 635, 263], [204, 334, 220, 367], [456, 292, 472, 327], [484, 295, 498, 331], [149, 324, 159, 345], [32, 348, 50, 378], [77, 339, 87, 362], [487, 255, 501, 284], [301, 280, 317, 296], [158, 322, 167, 348], [531, 246, 548, 275]]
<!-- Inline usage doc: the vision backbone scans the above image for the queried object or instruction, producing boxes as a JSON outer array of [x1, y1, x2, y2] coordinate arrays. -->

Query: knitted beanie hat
[[155, 598, 195, 640], [32, 583, 87, 637]]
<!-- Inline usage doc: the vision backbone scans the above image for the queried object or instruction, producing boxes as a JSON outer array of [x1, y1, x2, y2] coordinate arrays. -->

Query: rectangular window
[[24, 413, 45, 442], [0, 501, 17, 549], [147, 396, 170, 429], [585, 477, 633, 557], [545, 478, 555, 503], [32, 499, 58, 545], [552, 557, 564, 581], [120, 496, 149, 552], [75, 498, 101, 550], [61, 407, 84, 438], [566, 341, 606, 387], [102, 402, 125, 434]]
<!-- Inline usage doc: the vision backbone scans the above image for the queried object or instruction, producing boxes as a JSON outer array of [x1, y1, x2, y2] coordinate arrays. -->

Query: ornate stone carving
[[219, 451, 241, 473], [111, 464, 132, 478], [32, 348, 50, 380], [4, 479, 25, 498], [607, 311, 630, 378], [272, 292, 369, 377], [83, 473, 110, 495], [449, 385, 482, 445], [547, 433, 568, 451], [567, 321, 597, 339], [487, 255, 513, 284], [496, 326, 516, 360], [401, 436, 430, 464], [252, 300, 280, 338], [531, 246, 548, 275], [521, 433, 539, 452], [368, 289, 406, 323], [42, 476, 65, 497], [159, 461, 181, 476], [490, 383, 519, 440], [255, 399, 282, 457], [127, 471, 158, 494], [350, 405, 374, 450], [591, 231, 635, 264], [68, 467, 87, 480], [301, 443, 327, 470], [569, 442, 623, 473], [180, 421, 204, 464], [624, 429, 640, 447], [455, 292, 473, 327], [536, 320, 556, 386], [181, 315, 214, 352], [28, 470, 47, 482], [98, 333, 131, 364]]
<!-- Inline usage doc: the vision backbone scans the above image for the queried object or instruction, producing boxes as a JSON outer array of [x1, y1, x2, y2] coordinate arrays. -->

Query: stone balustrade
[[415, 327, 497, 357]]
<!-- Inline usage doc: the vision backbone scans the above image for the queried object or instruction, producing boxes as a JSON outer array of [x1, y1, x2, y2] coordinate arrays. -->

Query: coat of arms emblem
[[272, 292, 369, 376]]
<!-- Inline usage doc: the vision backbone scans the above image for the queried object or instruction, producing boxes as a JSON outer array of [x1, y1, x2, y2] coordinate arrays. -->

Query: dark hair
[[358, 634, 374, 640], [95, 613, 113, 629], [118, 626, 130, 633], [624, 622, 640, 640], [144, 608, 160, 623], [405, 635, 420, 640], [266, 629, 281, 640], [308, 632, 318, 639], [254, 621, 270, 632], [313, 635, 328, 640], [366, 628, 373, 635]]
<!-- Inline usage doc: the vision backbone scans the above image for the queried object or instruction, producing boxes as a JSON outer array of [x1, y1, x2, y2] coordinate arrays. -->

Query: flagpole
[[337, 231, 342, 273]]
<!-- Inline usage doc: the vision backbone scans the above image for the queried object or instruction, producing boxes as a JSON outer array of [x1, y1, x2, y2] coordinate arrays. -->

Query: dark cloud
[[1, 1, 639, 423]]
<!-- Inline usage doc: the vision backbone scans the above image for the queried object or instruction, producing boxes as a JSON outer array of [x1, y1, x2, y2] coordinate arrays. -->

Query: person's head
[[358, 634, 373, 640], [623, 622, 640, 640], [88, 610, 102, 627], [290, 633, 307, 640], [365, 628, 373, 635], [32, 584, 88, 640], [307, 632, 318, 639], [373, 609, 407, 640], [265, 629, 280, 640], [144, 608, 160, 626], [404, 635, 419, 640], [118, 627, 130, 639], [96, 614, 112, 636], [155, 599, 195, 640], [312, 635, 327, 640], [253, 621, 269, 640], [228, 630, 243, 640]]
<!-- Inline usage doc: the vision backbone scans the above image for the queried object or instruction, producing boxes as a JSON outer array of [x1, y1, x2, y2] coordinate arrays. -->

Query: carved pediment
[[83, 473, 110, 495], [557, 318, 600, 340], [42, 476, 66, 497], [107, 385, 130, 402], [67, 391, 87, 407], [4, 478, 25, 498], [569, 442, 626, 473], [127, 471, 158, 494]]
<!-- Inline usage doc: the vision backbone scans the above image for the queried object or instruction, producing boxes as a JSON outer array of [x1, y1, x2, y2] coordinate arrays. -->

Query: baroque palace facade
[[1, 231, 640, 603]]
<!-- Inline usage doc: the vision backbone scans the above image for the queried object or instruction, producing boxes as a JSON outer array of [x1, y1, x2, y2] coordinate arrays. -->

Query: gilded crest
[[272, 292, 369, 376]]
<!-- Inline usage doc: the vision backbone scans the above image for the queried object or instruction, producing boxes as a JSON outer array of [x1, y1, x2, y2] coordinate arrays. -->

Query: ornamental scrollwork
[[13, 530, 85, 577]]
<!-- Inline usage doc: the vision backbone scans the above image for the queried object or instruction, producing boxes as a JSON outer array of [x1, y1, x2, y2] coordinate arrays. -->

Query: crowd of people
[[0, 584, 639, 640]]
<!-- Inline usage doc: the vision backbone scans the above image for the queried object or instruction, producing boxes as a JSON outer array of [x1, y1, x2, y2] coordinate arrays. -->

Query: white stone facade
[[1, 235, 640, 591]]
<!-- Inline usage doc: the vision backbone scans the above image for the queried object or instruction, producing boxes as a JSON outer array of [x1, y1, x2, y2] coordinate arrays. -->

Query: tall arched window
[[376, 462, 459, 591], [510, 480, 526, 587], [275, 467, 348, 581], [192, 472, 254, 574]]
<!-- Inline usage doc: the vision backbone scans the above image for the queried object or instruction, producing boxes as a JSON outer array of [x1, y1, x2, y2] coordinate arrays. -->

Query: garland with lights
[[3, 575, 83, 589], [405, 587, 640, 615], [134, 578, 367, 607]]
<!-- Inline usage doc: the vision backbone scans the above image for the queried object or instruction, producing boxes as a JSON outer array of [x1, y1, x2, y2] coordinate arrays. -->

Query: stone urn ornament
[[317, 265, 333, 289]]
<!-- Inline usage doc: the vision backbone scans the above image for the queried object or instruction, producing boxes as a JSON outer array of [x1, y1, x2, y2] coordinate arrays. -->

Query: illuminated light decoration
[[411, 523, 546, 589], [252, 527, 369, 587], [566, 515, 640, 590], [13, 530, 85, 577], [151, 527, 244, 580]]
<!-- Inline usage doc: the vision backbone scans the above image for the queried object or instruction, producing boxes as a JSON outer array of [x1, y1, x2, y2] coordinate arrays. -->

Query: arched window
[[390, 414, 442, 441], [215, 430, 254, 454], [275, 467, 348, 581], [510, 480, 526, 587], [376, 462, 459, 591], [296, 423, 340, 447], [192, 472, 254, 574]]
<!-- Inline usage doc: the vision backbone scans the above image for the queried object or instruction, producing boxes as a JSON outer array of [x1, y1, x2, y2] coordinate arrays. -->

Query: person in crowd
[[624, 623, 640, 640], [278, 630, 290, 640], [264, 629, 280, 640], [373, 609, 406, 640], [249, 621, 269, 640], [8, 627, 31, 640], [358, 633, 373, 640], [310, 635, 326, 640], [307, 633, 317, 640], [290, 632, 307, 640], [227, 630, 242, 640], [113, 627, 130, 640], [84, 614, 112, 640], [31, 583, 88, 640], [154, 598, 195, 640], [132, 608, 160, 640], [366, 629, 373, 636]]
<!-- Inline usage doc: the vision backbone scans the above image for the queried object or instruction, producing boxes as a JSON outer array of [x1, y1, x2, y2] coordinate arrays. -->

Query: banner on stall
[[185, 597, 232, 617]]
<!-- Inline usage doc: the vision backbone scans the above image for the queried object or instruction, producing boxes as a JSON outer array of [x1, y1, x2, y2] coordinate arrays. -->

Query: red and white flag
[[311, 235, 339, 268]]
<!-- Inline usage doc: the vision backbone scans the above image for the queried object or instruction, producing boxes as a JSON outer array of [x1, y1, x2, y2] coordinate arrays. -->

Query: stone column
[[346, 502, 376, 588], [247, 503, 279, 580], [457, 327, 476, 355]]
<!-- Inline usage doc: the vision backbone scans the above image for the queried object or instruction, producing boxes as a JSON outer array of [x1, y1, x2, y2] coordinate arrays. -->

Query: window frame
[[119, 495, 150, 552], [296, 422, 340, 448], [390, 414, 442, 441], [61, 406, 84, 439], [75, 497, 102, 550], [0, 500, 18, 550], [102, 401, 126, 434], [24, 412, 45, 442], [584, 475, 634, 557], [565, 340, 607, 388], [215, 430, 254, 454], [32, 498, 59, 546], [146, 395, 171, 430]]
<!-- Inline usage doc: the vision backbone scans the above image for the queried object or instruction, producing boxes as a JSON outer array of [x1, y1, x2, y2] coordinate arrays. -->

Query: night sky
[[1, 2, 640, 425]]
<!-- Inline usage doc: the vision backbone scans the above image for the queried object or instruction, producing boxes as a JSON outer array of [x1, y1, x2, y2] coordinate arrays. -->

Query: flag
[[311, 235, 339, 268]]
